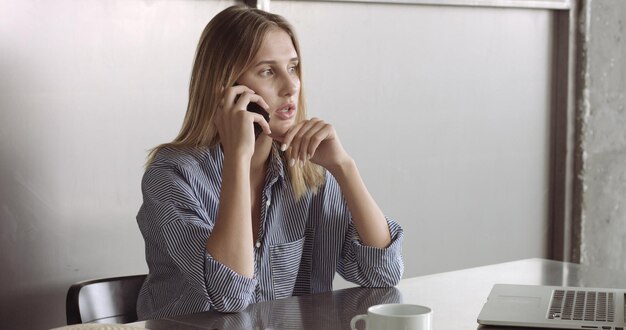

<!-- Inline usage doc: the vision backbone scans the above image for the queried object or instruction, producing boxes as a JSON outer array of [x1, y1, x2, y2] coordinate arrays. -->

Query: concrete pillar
[[575, 0, 626, 270]]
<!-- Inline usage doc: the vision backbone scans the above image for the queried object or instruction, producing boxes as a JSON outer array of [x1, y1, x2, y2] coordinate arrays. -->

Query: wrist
[[328, 157, 357, 182], [223, 153, 252, 175], [222, 145, 252, 164]]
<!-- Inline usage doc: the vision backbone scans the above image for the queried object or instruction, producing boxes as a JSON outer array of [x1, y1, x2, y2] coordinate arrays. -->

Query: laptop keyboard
[[548, 289, 615, 322]]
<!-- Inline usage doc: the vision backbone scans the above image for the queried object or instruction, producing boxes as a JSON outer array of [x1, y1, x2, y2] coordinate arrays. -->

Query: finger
[[248, 94, 270, 111], [292, 118, 321, 162], [223, 85, 256, 111], [291, 119, 324, 165], [227, 84, 255, 99], [281, 121, 306, 165], [250, 112, 272, 136], [281, 121, 304, 148], [233, 93, 270, 114], [301, 120, 329, 161]]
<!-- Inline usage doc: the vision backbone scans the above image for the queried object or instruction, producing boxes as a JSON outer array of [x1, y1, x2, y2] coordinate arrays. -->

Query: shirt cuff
[[205, 253, 257, 312], [349, 219, 404, 287], [352, 219, 404, 267]]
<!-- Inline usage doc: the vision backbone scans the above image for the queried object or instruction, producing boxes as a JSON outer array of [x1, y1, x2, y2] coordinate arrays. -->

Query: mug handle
[[350, 314, 368, 330]]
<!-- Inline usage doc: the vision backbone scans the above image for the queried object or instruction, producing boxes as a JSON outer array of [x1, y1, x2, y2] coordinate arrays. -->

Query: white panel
[[271, 1, 551, 286], [278, 0, 571, 9]]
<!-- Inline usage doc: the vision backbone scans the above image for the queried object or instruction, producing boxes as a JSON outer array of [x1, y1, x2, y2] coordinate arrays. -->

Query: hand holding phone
[[247, 101, 270, 139], [233, 84, 270, 139]]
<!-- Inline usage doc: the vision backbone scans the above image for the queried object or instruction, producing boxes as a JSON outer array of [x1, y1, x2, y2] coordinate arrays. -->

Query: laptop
[[477, 284, 626, 329]]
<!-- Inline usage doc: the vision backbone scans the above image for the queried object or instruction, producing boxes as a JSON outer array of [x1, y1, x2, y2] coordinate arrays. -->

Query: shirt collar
[[267, 142, 287, 184]]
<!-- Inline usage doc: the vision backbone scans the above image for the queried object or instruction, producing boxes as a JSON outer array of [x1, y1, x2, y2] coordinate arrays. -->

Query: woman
[[136, 5, 404, 320]]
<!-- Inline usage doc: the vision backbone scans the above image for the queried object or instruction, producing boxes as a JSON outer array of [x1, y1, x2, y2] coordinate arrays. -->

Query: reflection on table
[[130, 258, 626, 329]]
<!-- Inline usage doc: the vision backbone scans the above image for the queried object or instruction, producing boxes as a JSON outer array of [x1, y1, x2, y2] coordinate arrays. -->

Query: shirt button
[[266, 200, 271, 207], [255, 241, 261, 248]]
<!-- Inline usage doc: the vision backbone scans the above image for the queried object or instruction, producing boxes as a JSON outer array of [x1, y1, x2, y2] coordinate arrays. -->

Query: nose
[[279, 73, 299, 97]]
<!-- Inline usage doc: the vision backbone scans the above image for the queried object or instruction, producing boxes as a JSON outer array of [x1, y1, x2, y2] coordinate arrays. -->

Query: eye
[[259, 68, 273, 77], [288, 63, 299, 74]]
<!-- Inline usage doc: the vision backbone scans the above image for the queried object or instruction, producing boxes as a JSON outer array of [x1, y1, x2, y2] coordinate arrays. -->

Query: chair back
[[66, 274, 147, 324]]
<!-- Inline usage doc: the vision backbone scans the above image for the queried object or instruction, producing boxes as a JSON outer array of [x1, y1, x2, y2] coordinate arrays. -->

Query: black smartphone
[[233, 84, 270, 139], [247, 101, 270, 139]]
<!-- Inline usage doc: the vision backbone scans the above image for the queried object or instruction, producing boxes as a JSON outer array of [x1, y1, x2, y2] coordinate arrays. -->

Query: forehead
[[253, 28, 297, 62]]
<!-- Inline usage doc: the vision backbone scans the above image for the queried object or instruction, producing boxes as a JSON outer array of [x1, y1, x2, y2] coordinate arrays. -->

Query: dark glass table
[[130, 258, 626, 329]]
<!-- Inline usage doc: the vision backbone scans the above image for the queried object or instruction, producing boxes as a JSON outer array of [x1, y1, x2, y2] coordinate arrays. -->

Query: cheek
[[247, 83, 268, 96], [246, 83, 272, 99], [236, 74, 265, 93]]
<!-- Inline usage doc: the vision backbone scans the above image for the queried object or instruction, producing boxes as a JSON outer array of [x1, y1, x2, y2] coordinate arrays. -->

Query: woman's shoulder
[[140, 145, 222, 199], [150, 144, 222, 171]]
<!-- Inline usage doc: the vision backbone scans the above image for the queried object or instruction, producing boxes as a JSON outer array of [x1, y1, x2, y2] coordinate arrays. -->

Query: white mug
[[350, 303, 432, 330]]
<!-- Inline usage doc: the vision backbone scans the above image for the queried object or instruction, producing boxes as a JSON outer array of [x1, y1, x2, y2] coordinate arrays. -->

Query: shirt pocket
[[269, 237, 305, 299]]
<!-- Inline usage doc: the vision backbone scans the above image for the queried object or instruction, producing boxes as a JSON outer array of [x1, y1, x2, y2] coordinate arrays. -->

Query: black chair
[[66, 274, 147, 325]]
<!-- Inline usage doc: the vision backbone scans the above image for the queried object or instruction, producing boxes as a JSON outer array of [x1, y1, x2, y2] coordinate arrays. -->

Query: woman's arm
[[138, 157, 258, 314], [327, 158, 391, 248], [207, 85, 271, 277], [205, 155, 255, 277], [278, 118, 391, 248], [314, 173, 404, 287]]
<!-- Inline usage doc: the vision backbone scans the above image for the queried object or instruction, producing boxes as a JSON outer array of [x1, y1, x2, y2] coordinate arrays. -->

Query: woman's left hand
[[276, 118, 352, 173]]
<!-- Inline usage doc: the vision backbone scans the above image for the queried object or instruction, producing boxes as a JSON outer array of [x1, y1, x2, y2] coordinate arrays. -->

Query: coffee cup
[[350, 303, 432, 330]]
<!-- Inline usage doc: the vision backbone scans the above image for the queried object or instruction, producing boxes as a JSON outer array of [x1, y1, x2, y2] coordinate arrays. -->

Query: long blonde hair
[[148, 5, 324, 198]]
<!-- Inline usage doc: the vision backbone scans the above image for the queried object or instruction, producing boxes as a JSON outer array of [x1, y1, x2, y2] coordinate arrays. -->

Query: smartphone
[[233, 84, 270, 139], [247, 101, 270, 139]]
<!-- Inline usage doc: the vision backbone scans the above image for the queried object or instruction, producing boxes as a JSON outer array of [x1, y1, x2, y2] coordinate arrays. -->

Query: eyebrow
[[254, 57, 299, 66]]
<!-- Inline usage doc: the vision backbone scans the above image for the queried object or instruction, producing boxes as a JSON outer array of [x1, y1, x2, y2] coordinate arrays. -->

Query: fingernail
[[290, 158, 296, 167], [299, 160, 304, 168], [281, 144, 288, 152], [307, 154, 312, 160]]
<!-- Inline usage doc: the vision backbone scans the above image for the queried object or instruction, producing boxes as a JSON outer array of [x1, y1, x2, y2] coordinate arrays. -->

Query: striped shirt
[[136, 144, 404, 320]]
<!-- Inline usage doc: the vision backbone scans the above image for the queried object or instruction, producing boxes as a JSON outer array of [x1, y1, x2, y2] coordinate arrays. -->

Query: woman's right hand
[[214, 85, 271, 160]]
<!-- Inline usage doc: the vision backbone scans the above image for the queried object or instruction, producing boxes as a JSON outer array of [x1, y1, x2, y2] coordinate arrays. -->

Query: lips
[[273, 102, 296, 120]]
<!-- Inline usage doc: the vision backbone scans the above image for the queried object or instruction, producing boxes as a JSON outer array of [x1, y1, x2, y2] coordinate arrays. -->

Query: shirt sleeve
[[317, 173, 404, 287], [139, 163, 257, 313], [338, 217, 404, 287]]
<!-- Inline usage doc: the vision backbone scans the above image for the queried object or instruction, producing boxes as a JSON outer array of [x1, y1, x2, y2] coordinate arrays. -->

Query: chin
[[271, 122, 295, 136]]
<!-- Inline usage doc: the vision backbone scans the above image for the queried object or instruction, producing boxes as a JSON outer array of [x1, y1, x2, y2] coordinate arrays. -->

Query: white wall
[[274, 1, 552, 283], [0, 0, 551, 328]]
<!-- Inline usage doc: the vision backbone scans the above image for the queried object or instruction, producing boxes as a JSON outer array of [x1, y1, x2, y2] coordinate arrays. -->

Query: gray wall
[[576, 0, 626, 270], [0, 0, 552, 328]]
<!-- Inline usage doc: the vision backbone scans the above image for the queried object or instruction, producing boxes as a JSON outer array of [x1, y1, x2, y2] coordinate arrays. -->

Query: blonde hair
[[148, 5, 324, 199]]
